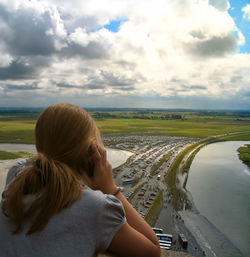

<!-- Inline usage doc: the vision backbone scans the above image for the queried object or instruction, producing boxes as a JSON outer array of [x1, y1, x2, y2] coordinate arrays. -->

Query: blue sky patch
[[103, 18, 128, 32], [229, 0, 250, 53]]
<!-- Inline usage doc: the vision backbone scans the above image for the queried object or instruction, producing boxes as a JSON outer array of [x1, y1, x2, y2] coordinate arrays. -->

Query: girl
[[0, 103, 160, 257]]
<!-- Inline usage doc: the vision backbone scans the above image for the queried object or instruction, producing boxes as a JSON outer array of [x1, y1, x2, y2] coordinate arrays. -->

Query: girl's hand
[[83, 144, 118, 194]]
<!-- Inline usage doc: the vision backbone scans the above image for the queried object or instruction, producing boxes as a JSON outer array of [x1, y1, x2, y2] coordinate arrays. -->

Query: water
[[0, 143, 133, 199], [186, 141, 250, 257], [0, 143, 132, 169], [0, 144, 36, 153]]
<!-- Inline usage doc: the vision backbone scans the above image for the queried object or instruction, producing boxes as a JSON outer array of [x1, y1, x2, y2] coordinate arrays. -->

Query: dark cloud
[[115, 60, 136, 69], [55, 82, 82, 89], [0, 4, 58, 56], [54, 77, 106, 90], [170, 84, 206, 92], [190, 31, 206, 40], [83, 75, 106, 89], [55, 80, 106, 90], [60, 41, 109, 59], [6, 82, 38, 90], [189, 85, 207, 90], [60, 13, 99, 33], [0, 59, 37, 80], [209, 0, 228, 12], [101, 71, 136, 87], [65, 71, 138, 91], [0, 57, 50, 80], [114, 86, 134, 91], [230, 75, 242, 83], [170, 77, 182, 83], [54, 71, 137, 91], [168, 87, 187, 93], [0, 3, 59, 81], [85, 83, 105, 89], [0, 2, 111, 86], [188, 33, 237, 57]]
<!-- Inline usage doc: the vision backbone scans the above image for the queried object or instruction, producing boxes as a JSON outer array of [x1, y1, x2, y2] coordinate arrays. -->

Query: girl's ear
[[85, 144, 95, 177], [87, 143, 94, 156], [86, 160, 94, 177]]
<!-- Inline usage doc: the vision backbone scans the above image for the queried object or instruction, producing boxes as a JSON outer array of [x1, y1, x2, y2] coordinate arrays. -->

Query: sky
[[0, 0, 250, 109]]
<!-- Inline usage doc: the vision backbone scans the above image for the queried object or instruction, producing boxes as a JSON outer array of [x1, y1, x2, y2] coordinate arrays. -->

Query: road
[[104, 135, 204, 256]]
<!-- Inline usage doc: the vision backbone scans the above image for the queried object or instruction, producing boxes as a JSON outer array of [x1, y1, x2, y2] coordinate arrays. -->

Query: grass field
[[98, 118, 250, 138], [0, 150, 33, 160], [144, 190, 163, 226], [0, 120, 35, 144], [164, 132, 250, 211], [237, 144, 250, 168], [1, 111, 249, 213], [0, 111, 250, 144]]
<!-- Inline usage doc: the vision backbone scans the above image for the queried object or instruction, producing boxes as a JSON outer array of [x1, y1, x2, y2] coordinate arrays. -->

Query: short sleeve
[[1, 159, 27, 203], [98, 194, 126, 252], [5, 159, 27, 186]]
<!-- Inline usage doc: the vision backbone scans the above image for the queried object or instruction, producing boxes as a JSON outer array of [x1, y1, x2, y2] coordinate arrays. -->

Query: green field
[[144, 190, 163, 226], [97, 118, 250, 138], [1, 110, 249, 212], [0, 150, 34, 160], [0, 120, 35, 143], [0, 110, 250, 144], [237, 144, 250, 168]]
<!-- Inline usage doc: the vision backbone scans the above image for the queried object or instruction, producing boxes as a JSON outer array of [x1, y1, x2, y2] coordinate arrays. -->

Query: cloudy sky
[[0, 0, 250, 109]]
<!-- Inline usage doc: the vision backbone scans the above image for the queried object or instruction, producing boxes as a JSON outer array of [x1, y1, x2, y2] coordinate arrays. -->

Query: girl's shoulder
[[1, 158, 29, 206], [80, 189, 124, 210], [77, 189, 125, 221], [5, 158, 29, 186], [76, 189, 126, 252]]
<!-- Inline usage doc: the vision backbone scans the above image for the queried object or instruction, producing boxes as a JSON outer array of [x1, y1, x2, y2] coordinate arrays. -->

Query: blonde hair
[[4, 103, 102, 235]]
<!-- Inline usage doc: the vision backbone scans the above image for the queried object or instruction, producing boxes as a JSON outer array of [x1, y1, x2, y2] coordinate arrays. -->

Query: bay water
[[0, 144, 133, 200], [186, 141, 250, 257]]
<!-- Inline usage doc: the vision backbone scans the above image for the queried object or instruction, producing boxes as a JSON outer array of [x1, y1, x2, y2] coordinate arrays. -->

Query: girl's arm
[[109, 191, 160, 257], [83, 144, 160, 257]]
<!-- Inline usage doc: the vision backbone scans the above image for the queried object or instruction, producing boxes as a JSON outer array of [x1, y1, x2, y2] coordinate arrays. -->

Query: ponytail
[[4, 153, 83, 235]]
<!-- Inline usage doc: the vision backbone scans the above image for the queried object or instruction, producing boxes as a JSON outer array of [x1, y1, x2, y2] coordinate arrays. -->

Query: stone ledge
[[98, 250, 193, 257]]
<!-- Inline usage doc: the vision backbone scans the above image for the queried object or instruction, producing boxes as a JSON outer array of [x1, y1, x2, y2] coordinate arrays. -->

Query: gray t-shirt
[[0, 160, 126, 257]]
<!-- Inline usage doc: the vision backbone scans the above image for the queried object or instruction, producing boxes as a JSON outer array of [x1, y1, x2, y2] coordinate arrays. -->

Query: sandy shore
[[179, 209, 243, 257], [178, 202, 244, 257], [154, 189, 244, 257]]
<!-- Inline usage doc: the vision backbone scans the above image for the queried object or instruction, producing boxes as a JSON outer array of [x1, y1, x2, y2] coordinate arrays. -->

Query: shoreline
[[178, 191, 244, 257], [155, 177, 244, 257], [154, 179, 243, 257], [179, 210, 243, 257], [176, 141, 249, 257], [0, 141, 246, 257], [0, 146, 133, 201], [0, 143, 133, 170]]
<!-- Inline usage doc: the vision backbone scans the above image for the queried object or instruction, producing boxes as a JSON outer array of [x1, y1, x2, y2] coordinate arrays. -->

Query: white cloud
[[0, 0, 249, 108], [236, 31, 245, 46], [68, 27, 114, 48], [0, 53, 13, 67], [242, 4, 250, 20]]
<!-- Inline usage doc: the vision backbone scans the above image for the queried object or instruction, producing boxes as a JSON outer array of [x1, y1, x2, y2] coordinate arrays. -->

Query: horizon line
[[0, 107, 250, 112]]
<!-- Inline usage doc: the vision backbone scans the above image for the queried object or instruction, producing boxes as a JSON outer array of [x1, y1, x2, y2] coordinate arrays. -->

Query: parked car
[[178, 233, 188, 249]]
